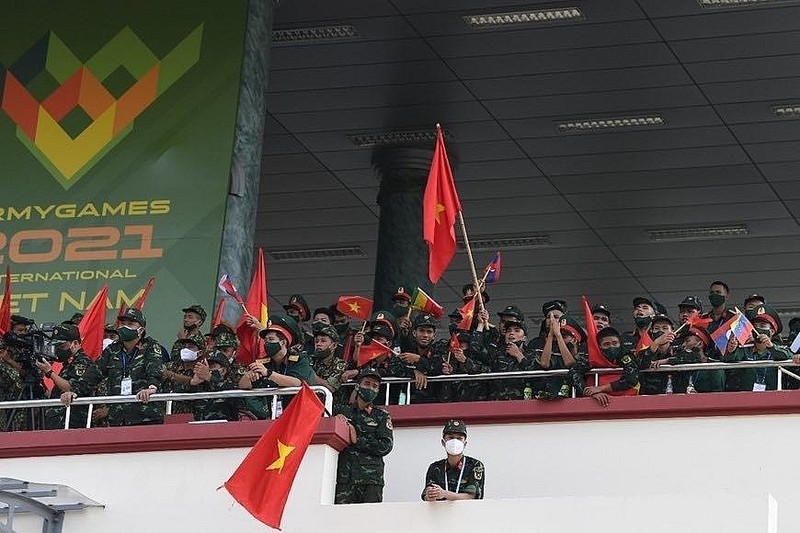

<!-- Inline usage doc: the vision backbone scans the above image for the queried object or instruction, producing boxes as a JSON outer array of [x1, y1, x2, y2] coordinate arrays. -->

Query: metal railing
[[1, 360, 798, 428], [0, 386, 333, 430]]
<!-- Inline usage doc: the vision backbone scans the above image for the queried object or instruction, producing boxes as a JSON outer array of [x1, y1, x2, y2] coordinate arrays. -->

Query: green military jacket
[[87, 336, 165, 426], [45, 350, 102, 429], [422, 455, 485, 500], [335, 403, 394, 486], [723, 344, 792, 391]]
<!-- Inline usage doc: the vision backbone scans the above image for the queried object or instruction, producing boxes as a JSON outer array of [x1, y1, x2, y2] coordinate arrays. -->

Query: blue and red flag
[[711, 309, 755, 352], [483, 251, 502, 284], [218, 274, 244, 306]]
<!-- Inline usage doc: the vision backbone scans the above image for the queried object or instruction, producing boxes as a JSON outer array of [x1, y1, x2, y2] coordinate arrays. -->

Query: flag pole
[[457, 211, 484, 312]]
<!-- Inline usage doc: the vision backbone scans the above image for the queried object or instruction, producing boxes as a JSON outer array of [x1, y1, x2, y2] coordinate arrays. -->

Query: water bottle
[[665, 375, 673, 394], [398, 390, 407, 405], [274, 400, 283, 418], [523, 384, 533, 400]]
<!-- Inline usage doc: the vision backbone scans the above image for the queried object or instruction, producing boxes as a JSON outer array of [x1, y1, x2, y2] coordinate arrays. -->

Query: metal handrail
[[0, 386, 333, 430]]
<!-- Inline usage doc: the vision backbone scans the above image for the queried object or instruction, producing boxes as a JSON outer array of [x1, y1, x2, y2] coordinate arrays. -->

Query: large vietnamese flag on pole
[[423, 125, 462, 283], [224, 383, 324, 529], [236, 248, 269, 364]]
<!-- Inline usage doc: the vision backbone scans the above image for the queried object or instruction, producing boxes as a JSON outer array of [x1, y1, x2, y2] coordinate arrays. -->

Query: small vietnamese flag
[[456, 297, 476, 330], [336, 295, 373, 322], [224, 383, 323, 530], [635, 329, 653, 352], [409, 287, 444, 319], [357, 339, 393, 367]]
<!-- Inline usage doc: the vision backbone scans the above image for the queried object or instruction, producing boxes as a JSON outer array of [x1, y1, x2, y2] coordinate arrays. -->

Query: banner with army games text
[[0, 1, 248, 342]]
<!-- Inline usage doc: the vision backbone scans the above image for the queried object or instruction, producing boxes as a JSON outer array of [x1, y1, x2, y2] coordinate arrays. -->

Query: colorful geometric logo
[[0, 25, 203, 190]]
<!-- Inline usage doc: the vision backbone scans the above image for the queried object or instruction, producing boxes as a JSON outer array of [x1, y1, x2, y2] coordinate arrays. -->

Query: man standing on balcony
[[422, 419, 484, 501], [334, 367, 394, 504]]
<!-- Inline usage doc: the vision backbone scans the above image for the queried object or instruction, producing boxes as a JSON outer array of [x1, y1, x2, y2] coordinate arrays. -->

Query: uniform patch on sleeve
[[288, 354, 299, 362], [473, 462, 484, 480]]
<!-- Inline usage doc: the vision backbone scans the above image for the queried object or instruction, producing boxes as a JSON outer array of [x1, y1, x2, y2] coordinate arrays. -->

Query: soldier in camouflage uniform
[[63, 308, 165, 426], [188, 351, 240, 421], [530, 312, 582, 399], [440, 331, 490, 402], [334, 367, 394, 504], [162, 333, 207, 415], [215, 331, 246, 385], [422, 419, 485, 501], [569, 327, 639, 406], [170, 304, 207, 361], [311, 324, 352, 409], [239, 314, 315, 417], [34, 323, 101, 429], [398, 313, 446, 404], [650, 326, 724, 393], [483, 317, 539, 400], [637, 314, 676, 395], [0, 339, 24, 431]]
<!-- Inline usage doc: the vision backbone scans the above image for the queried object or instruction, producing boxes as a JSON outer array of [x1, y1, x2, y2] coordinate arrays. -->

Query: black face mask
[[634, 316, 652, 329], [709, 293, 726, 308], [601, 346, 623, 360], [334, 323, 349, 335], [650, 330, 664, 341]]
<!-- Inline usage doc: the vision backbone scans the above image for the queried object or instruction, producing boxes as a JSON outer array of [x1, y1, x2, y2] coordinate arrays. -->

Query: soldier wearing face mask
[[34, 323, 100, 429], [62, 308, 165, 426], [533, 312, 582, 399], [650, 327, 724, 393], [569, 327, 639, 407], [239, 314, 314, 415], [310, 325, 350, 409], [700, 281, 735, 334], [422, 419, 484, 501], [637, 314, 676, 395], [486, 317, 538, 400], [624, 297, 657, 352], [397, 314, 446, 404], [723, 305, 793, 392], [390, 286, 414, 335], [188, 351, 240, 421], [161, 333, 207, 414], [334, 367, 394, 504]]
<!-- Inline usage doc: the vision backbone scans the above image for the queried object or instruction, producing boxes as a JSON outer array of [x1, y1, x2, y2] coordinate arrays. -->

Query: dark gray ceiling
[[257, 0, 800, 329]]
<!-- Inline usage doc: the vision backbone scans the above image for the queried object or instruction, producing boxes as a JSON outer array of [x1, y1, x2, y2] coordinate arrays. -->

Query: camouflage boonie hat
[[443, 419, 467, 436], [118, 307, 146, 326], [215, 331, 238, 349], [181, 304, 207, 322], [48, 323, 81, 344], [178, 333, 206, 351], [314, 324, 340, 343], [356, 366, 382, 383]]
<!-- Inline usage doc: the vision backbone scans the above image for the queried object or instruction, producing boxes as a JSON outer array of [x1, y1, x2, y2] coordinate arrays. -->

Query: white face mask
[[102, 338, 114, 350], [444, 438, 465, 456], [180, 348, 198, 362]]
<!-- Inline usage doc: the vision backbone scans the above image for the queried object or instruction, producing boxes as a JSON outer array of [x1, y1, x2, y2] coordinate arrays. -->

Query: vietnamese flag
[[79, 284, 109, 360], [635, 329, 653, 352], [0, 266, 11, 335], [456, 297, 476, 330], [582, 295, 637, 397], [224, 383, 323, 529], [236, 248, 269, 364], [687, 312, 713, 329], [357, 339, 393, 367], [423, 125, 462, 283], [409, 287, 444, 319], [336, 295, 373, 322]]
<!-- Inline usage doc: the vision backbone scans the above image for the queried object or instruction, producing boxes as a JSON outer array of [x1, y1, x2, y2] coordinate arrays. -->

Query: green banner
[[0, 1, 247, 342]]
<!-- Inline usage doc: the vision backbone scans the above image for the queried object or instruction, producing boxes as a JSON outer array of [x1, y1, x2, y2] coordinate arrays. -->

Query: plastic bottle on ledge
[[665, 375, 673, 394]]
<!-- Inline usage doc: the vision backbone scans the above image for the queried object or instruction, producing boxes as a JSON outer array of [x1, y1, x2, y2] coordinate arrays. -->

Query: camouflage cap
[[48, 323, 81, 344], [443, 419, 467, 436], [206, 350, 230, 368], [357, 366, 382, 383], [591, 304, 612, 318], [314, 324, 340, 343], [678, 296, 703, 312], [181, 304, 207, 322], [210, 322, 235, 337], [632, 296, 654, 309], [498, 305, 525, 321], [413, 313, 438, 329], [118, 307, 146, 326], [178, 333, 206, 351], [504, 319, 527, 334], [542, 299, 567, 316], [650, 314, 674, 328], [370, 324, 394, 341], [743, 293, 765, 307], [215, 331, 239, 349], [282, 294, 310, 322]]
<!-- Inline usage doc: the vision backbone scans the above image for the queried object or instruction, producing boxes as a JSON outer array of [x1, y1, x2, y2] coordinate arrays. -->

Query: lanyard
[[444, 459, 466, 494]]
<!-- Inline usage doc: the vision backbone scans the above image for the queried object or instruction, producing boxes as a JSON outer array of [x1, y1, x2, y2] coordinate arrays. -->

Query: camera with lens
[[3, 316, 57, 362]]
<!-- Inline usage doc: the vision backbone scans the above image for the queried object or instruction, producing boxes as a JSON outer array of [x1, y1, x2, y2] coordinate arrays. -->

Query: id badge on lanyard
[[121, 351, 133, 395]]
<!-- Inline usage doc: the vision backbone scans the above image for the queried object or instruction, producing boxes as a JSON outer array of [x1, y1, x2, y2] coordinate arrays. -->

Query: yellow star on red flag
[[266, 440, 295, 474]]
